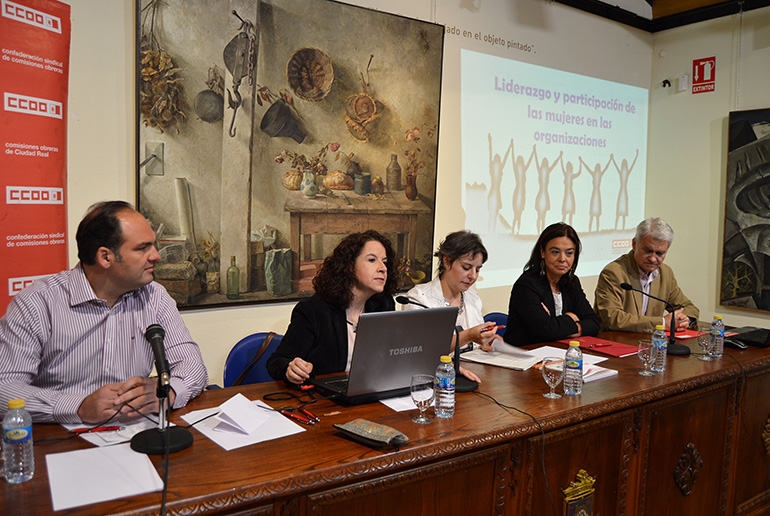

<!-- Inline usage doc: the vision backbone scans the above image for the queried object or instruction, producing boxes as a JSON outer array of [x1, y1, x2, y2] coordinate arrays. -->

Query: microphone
[[395, 295, 429, 309], [130, 324, 194, 455], [395, 295, 478, 392], [619, 282, 690, 356], [145, 324, 170, 387]]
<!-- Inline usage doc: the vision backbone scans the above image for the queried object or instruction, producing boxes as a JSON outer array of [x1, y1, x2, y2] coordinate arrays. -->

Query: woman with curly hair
[[267, 230, 398, 384], [503, 222, 600, 346]]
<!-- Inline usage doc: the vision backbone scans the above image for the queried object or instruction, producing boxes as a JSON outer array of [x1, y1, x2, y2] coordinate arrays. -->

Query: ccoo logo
[[7, 186, 64, 204], [4, 92, 62, 119], [8, 275, 48, 296], [2, 0, 61, 33]]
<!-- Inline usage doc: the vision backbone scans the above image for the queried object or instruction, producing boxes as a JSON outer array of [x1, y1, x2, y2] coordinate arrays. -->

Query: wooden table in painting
[[7, 333, 770, 515], [283, 190, 431, 280]]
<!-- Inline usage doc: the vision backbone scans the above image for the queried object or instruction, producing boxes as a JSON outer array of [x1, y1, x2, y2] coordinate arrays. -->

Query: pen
[[71, 426, 121, 434], [280, 410, 314, 425], [481, 325, 505, 333], [299, 408, 320, 422], [587, 343, 611, 348]]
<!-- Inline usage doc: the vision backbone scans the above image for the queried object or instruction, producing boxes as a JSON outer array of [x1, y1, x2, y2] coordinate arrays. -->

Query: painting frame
[[135, 0, 444, 310]]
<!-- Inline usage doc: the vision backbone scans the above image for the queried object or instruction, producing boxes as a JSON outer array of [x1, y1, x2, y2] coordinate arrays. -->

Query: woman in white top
[[403, 231, 501, 359]]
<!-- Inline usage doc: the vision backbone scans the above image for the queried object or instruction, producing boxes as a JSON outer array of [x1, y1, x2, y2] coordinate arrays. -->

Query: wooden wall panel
[[639, 381, 736, 515], [523, 409, 637, 516]]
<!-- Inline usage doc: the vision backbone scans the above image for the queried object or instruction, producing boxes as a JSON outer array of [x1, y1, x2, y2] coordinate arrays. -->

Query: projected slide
[[461, 49, 648, 288]]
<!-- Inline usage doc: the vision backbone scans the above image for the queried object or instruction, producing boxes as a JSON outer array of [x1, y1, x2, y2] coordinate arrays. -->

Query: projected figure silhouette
[[560, 159, 582, 226], [511, 142, 535, 235], [533, 145, 562, 234], [610, 149, 638, 230], [487, 134, 512, 233], [580, 155, 612, 232]]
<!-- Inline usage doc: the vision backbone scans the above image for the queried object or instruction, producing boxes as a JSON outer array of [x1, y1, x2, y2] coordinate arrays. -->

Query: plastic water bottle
[[564, 341, 583, 395], [651, 324, 668, 372], [3, 399, 34, 484], [710, 315, 724, 358], [434, 355, 455, 418]]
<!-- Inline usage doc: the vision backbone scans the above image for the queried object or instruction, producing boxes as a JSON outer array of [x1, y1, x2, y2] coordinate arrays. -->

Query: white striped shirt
[[0, 264, 208, 423]]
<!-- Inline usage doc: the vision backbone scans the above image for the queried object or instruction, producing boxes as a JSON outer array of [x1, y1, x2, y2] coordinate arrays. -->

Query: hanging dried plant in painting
[[139, 0, 186, 134], [344, 54, 384, 143]]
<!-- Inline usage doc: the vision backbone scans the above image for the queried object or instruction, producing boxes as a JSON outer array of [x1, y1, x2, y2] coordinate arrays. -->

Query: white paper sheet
[[46, 443, 163, 511], [63, 418, 158, 447], [213, 393, 271, 434], [181, 399, 304, 451], [379, 394, 418, 412]]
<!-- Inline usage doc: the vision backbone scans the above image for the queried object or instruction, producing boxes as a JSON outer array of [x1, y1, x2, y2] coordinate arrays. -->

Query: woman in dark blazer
[[503, 223, 600, 346], [266, 230, 398, 384]]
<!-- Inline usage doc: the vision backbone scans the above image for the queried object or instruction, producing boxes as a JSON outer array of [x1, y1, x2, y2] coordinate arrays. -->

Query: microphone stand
[[620, 283, 690, 356], [395, 296, 478, 392], [454, 326, 479, 393], [130, 377, 194, 455]]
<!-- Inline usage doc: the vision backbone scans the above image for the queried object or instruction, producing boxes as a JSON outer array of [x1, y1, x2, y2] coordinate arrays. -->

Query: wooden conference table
[[5, 332, 770, 516]]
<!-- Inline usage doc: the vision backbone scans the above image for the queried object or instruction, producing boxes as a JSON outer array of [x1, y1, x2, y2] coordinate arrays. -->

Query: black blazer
[[503, 269, 600, 346], [266, 293, 395, 382]]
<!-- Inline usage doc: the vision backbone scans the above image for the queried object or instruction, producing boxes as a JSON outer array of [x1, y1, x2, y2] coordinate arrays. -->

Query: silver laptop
[[311, 306, 459, 404]]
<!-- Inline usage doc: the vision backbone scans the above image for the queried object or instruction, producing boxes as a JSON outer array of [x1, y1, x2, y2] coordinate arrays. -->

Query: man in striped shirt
[[0, 201, 208, 423]]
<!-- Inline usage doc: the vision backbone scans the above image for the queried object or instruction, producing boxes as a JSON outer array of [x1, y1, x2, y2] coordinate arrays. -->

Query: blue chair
[[223, 332, 284, 387], [483, 312, 508, 337]]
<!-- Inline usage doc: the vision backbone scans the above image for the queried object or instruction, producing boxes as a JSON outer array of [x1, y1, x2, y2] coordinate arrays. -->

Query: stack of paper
[[583, 364, 618, 383], [462, 341, 542, 371]]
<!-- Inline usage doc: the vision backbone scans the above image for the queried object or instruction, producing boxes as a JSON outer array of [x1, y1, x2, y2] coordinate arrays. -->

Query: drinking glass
[[541, 357, 564, 399], [410, 374, 435, 424], [638, 339, 655, 376], [697, 325, 714, 361]]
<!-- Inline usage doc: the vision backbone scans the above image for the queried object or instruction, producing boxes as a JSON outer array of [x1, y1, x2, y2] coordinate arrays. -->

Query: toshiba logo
[[4, 92, 62, 119], [6, 186, 64, 204], [388, 346, 423, 356], [8, 275, 48, 296], [2, 0, 61, 33]]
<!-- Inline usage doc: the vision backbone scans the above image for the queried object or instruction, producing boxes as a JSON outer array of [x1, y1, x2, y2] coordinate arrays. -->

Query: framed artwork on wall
[[720, 108, 770, 313], [136, 0, 443, 309]]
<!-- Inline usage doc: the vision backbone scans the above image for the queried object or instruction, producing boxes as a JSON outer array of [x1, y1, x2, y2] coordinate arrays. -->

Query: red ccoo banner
[[0, 0, 70, 314]]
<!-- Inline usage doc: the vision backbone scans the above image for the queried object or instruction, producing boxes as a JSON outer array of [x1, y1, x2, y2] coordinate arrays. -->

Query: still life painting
[[137, 0, 444, 308]]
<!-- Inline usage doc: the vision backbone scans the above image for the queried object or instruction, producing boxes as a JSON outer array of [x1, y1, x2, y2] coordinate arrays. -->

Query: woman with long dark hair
[[503, 223, 600, 346], [267, 230, 398, 384]]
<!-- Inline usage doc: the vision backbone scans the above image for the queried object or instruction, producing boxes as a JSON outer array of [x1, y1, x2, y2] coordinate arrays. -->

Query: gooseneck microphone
[[395, 295, 428, 309], [619, 282, 691, 356], [395, 296, 479, 392], [130, 324, 194, 455]]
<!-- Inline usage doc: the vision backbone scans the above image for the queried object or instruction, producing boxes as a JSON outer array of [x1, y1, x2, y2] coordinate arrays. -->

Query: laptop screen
[[345, 306, 459, 397]]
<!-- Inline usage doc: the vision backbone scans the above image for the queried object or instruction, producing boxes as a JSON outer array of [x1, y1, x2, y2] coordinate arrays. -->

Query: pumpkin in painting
[[371, 176, 384, 194], [323, 170, 354, 190], [281, 169, 303, 190]]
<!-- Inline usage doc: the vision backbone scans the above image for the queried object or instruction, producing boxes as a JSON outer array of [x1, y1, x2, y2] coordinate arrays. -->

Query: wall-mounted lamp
[[662, 79, 671, 88]]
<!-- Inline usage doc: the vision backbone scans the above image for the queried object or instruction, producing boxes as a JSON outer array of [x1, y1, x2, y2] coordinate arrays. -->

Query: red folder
[[557, 336, 638, 358], [665, 329, 738, 339]]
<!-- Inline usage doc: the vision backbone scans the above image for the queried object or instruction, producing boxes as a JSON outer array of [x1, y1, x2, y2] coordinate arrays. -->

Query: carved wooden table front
[[5, 332, 770, 515]]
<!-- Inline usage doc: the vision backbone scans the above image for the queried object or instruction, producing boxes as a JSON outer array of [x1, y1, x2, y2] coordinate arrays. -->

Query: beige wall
[[64, 0, 770, 385], [648, 9, 770, 327]]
